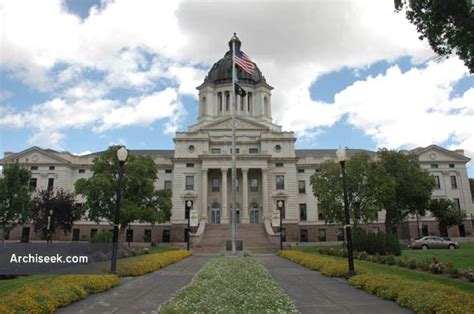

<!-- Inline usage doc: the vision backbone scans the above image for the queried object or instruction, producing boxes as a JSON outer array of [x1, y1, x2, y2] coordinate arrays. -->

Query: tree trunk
[[384, 210, 394, 234]]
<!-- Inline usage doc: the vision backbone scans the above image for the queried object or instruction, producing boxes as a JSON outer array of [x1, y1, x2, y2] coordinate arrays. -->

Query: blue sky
[[1, 0, 473, 176]]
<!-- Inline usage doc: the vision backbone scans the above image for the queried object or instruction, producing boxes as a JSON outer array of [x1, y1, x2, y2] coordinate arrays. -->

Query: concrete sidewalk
[[258, 255, 409, 314], [58, 255, 210, 314]]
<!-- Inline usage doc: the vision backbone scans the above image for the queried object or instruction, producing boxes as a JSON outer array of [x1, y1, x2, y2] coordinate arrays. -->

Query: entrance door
[[250, 208, 259, 224], [211, 208, 221, 224]]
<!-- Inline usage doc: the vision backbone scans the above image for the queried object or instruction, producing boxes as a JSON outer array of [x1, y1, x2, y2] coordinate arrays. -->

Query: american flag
[[234, 48, 255, 75]]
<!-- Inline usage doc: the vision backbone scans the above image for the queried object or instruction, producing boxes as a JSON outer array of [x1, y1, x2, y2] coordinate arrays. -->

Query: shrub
[[384, 255, 397, 266], [351, 228, 401, 256], [90, 229, 113, 243], [464, 269, 474, 282], [445, 263, 462, 278], [117, 250, 191, 277], [416, 257, 431, 271], [407, 258, 417, 269]]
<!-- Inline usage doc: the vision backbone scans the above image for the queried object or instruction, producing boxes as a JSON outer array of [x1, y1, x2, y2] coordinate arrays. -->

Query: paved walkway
[[58, 256, 210, 314], [258, 255, 409, 314]]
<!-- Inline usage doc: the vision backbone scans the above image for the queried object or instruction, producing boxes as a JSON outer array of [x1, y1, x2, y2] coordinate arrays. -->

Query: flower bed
[[279, 251, 474, 313], [0, 275, 119, 313], [117, 250, 191, 277], [159, 256, 298, 313]]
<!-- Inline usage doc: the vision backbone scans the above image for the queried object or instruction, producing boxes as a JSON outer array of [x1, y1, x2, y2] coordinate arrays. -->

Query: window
[[90, 229, 98, 239], [299, 204, 307, 221], [337, 228, 344, 241], [164, 181, 172, 190], [29, 178, 37, 191], [454, 198, 461, 210], [450, 176, 457, 189], [72, 229, 80, 241], [318, 229, 327, 241], [186, 163, 194, 168], [315, 168, 321, 173], [162, 230, 170, 243], [275, 163, 284, 168], [434, 176, 441, 189], [144, 229, 152, 243], [430, 164, 438, 168], [422, 224, 429, 237], [298, 168, 305, 173], [298, 180, 306, 193], [47, 178, 54, 191], [276, 175, 285, 190], [78, 169, 86, 173], [225, 92, 230, 111], [230, 148, 240, 154], [300, 229, 308, 242], [49, 166, 55, 170], [449, 164, 455, 168], [188, 145, 195, 152], [275, 145, 281, 152], [165, 169, 172, 174], [240, 95, 244, 111], [248, 148, 258, 154], [30, 166, 38, 170], [212, 178, 220, 192], [126, 229, 134, 243], [185, 176, 194, 190], [250, 178, 258, 192], [211, 148, 221, 154]]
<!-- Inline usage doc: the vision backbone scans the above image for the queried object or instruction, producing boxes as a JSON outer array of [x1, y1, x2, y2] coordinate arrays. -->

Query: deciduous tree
[[0, 164, 31, 244], [429, 198, 466, 236]]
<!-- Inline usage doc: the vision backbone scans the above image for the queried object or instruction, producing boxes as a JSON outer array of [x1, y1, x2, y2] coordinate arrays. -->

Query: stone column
[[262, 168, 268, 219], [201, 168, 208, 220], [241, 168, 249, 223], [221, 168, 229, 223]]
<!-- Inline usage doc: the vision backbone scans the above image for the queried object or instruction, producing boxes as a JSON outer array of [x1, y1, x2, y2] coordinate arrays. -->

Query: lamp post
[[47, 209, 53, 243], [336, 147, 355, 277], [111, 146, 128, 274], [277, 200, 283, 250], [186, 200, 192, 251]]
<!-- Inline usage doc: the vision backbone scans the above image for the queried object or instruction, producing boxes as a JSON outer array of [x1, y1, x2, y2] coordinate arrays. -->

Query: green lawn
[[402, 242, 474, 271], [159, 256, 298, 313], [294, 246, 474, 294]]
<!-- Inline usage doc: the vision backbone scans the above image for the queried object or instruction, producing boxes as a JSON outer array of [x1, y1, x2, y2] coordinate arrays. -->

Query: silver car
[[410, 236, 459, 250]]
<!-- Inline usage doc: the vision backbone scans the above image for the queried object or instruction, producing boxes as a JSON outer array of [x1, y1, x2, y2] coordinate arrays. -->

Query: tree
[[156, 189, 172, 223], [75, 146, 161, 235], [31, 188, 82, 239], [0, 164, 32, 244], [378, 149, 436, 234], [395, 0, 474, 73], [469, 178, 474, 200], [311, 153, 394, 227], [429, 198, 466, 236]]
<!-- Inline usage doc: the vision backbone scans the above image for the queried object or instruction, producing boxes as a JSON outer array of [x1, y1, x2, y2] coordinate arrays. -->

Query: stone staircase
[[192, 223, 278, 254]]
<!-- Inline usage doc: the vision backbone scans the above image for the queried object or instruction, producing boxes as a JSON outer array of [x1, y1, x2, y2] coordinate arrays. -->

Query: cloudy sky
[[0, 0, 473, 175]]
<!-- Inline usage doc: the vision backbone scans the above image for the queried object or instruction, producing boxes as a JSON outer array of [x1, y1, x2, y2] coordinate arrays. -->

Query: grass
[[402, 242, 474, 271], [294, 246, 474, 294], [159, 256, 298, 313]]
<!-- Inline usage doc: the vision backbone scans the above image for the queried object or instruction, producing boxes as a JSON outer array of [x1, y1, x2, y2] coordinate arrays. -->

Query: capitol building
[[2, 37, 473, 249]]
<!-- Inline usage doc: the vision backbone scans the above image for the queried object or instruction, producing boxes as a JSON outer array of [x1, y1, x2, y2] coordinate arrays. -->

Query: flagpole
[[231, 35, 237, 255]]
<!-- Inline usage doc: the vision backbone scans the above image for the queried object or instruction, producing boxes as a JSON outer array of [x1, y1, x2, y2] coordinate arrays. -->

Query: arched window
[[247, 92, 252, 113], [250, 202, 258, 209], [211, 202, 221, 209], [225, 91, 230, 111], [218, 92, 222, 112], [263, 96, 268, 115]]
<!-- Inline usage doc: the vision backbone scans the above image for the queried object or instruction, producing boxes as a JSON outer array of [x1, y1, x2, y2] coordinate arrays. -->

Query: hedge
[[0, 250, 191, 313], [279, 251, 474, 313], [0, 275, 119, 313]]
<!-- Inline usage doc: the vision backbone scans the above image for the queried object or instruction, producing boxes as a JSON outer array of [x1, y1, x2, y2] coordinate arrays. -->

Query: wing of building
[[1, 36, 473, 248]]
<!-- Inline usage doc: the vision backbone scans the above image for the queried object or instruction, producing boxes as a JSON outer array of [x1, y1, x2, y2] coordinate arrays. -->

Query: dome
[[203, 35, 266, 85]]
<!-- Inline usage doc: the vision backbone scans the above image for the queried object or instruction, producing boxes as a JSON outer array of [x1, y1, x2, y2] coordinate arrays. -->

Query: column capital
[[241, 167, 249, 173], [221, 168, 228, 173], [201, 167, 208, 172]]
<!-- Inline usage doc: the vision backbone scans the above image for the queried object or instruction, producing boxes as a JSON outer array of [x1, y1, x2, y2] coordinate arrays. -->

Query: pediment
[[202, 117, 269, 131], [1, 147, 71, 165], [414, 145, 470, 163]]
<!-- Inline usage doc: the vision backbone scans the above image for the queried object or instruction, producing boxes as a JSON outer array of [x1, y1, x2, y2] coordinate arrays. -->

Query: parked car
[[409, 236, 459, 250]]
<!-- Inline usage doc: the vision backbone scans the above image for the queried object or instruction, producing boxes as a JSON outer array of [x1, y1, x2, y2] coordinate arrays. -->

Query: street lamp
[[336, 147, 355, 277], [47, 209, 53, 243], [111, 146, 128, 274], [277, 200, 284, 250], [186, 200, 192, 251]]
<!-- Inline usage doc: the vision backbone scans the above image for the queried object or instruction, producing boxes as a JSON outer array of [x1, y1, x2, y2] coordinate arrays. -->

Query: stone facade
[[1, 36, 474, 244]]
